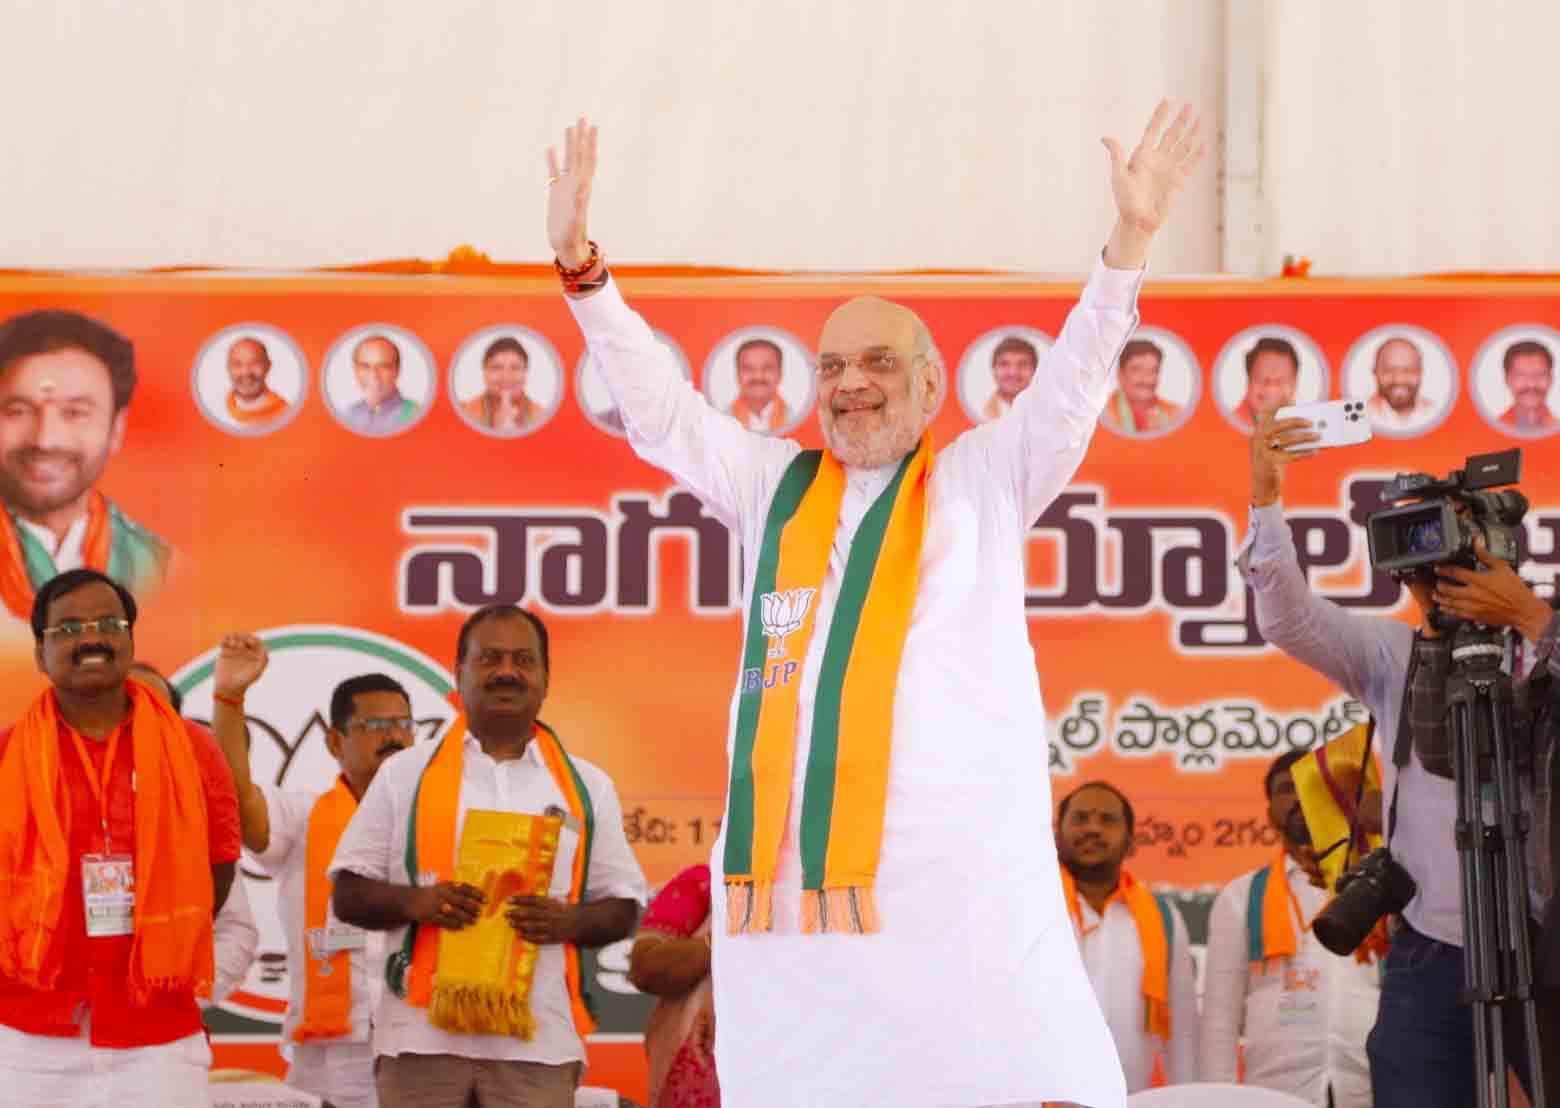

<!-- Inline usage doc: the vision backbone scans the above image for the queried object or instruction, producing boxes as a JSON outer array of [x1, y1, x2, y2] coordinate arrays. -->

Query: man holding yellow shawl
[[545, 101, 1206, 1108], [330, 604, 645, 1108], [0, 569, 241, 1108]]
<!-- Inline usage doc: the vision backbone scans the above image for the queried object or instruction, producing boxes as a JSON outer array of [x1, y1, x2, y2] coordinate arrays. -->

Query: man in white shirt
[[727, 337, 790, 432], [1056, 781, 1199, 1093], [544, 104, 1205, 1108], [209, 639, 419, 1108], [1199, 750, 1378, 1107], [330, 604, 646, 1108]]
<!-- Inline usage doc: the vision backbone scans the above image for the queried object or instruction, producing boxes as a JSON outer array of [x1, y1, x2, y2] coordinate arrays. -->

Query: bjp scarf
[[1061, 867, 1173, 1039], [227, 389, 290, 425], [0, 682, 214, 1003], [293, 776, 359, 1042], [1245, 849, 1303, 971], [387, 717, 596, 1039], [1111, 390, 1175, 433], [0, 492, 114, 619], [723, 434, 933, 936]]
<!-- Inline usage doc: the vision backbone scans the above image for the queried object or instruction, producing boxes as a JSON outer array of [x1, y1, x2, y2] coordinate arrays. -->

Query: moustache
[[9, 447, 81, 469], [376, 741, 408, 759], [72, 644, 115, 665], [484, 677, 528, 692]]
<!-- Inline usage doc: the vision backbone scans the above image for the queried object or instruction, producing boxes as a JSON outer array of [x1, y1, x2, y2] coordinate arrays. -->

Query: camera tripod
[[1445, 618, 1548, 1108]]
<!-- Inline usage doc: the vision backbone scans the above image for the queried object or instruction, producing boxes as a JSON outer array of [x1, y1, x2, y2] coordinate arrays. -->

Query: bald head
[[353, 334, 402, 408], [1372, 337, 1424, 414], [226, 337, 272, 400], [816, 296, 940, 468]]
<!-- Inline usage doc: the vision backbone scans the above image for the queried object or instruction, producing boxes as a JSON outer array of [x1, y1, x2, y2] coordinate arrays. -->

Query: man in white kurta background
[[1055, 781, 1200, 1093], [1199, 750, 1378, 1107], [546, 105, 1204, 1108]]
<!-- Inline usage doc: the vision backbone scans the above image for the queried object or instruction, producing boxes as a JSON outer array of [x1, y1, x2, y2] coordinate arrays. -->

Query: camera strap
[[1385, 634, 1423, 846]]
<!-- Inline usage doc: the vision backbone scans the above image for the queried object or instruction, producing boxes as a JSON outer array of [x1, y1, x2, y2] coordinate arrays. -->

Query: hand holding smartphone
[[1273, 398, 1373, 450]]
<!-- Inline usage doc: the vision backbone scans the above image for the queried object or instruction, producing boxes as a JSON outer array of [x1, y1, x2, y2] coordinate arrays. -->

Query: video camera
[[1366, 448, 1526, 579]]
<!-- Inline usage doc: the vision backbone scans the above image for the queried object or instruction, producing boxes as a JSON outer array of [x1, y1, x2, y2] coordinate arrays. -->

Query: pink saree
[[638, 865, 719, 1108]]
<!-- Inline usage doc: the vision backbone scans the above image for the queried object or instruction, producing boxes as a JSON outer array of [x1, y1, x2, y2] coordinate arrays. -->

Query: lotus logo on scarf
[[760, 587, 816, 658]]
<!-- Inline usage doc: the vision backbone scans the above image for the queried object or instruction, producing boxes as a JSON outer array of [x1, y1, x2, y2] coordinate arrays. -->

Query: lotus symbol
[[760, 587, 816, 658]]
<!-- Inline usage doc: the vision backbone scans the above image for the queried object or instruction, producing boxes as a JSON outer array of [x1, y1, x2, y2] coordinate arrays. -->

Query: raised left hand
[[506, 895, 578, 944], [1433, 538, 1553, 640], [1103, 100, 1206, 236]]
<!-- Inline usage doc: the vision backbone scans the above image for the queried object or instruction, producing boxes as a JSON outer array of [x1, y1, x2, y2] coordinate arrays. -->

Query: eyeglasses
[[816, 350, 913, 380], [42, 617, 132, 638], [347, 716, 415, 735]]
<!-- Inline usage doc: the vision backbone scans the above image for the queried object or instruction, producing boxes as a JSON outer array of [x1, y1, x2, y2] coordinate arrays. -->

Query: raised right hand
[[1249, 411, 1319, 506], [214, 632, 269, 698], [405, 882, 486, 929], [546, 117, 597, 269]]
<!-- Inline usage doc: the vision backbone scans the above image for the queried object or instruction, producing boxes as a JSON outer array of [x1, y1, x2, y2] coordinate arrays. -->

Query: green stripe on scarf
[[723, 450, 823, 879], [799, 447, 917, 890]]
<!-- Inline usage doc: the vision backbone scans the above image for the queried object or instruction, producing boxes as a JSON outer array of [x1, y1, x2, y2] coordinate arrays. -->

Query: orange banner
[[0, 270, 1556, 1090]]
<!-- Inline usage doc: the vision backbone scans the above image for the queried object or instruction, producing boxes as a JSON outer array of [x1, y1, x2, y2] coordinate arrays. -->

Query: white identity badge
[[81, 853, 135, 937]]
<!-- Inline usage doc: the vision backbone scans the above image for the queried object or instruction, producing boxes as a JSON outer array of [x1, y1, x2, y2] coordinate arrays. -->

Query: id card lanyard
[[69, 726, 123, 855]]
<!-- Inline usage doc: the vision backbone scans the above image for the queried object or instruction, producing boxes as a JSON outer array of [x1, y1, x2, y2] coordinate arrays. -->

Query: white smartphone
[[1273, 398, 1373, 450]]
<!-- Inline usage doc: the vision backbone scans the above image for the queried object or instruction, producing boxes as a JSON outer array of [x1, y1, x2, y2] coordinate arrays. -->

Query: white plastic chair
[[1127, 1083, 1313, 1108]]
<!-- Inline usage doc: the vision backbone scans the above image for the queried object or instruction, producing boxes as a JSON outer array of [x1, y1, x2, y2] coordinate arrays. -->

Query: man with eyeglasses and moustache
[[209, 632, 416, 1108], [0, 569, 241, 1108]]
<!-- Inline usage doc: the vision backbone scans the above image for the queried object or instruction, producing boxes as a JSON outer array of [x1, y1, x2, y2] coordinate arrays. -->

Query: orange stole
[[1247, 850, 1302, 973], [460, 393, 539, 430], [0, 683, 214, 1002], [294, 777, 358, 1042], [226, 389, 290, 424], [401, 717, 596, 1038], [727, 395, 787, 430], [1061, 867, 1172, 1039], [0, 491, 114, 619]]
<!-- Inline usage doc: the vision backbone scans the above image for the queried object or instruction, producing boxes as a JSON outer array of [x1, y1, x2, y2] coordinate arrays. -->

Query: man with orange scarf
[[0, 311, 171, 624], [1056, 780, 1199, 1093], [1199, 749, 1380, 1107], [330, 604, 645, 1108], [0, 569, 241, 1108], [223, 337, 292, 428], [208, 633, 416, 1108]]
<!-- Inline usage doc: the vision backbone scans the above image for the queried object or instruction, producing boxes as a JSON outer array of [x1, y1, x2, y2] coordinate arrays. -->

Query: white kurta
[[1070, 891, 1200, 1092], [569, 258, 1142, 1108], [1199, 859, 1378, 1108]]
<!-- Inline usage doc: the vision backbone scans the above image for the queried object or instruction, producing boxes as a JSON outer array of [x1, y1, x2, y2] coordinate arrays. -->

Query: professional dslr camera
[[1314, 448, 1530, 958], [1365, 447, 1526, 582], [1313, 846, 1418, 956]]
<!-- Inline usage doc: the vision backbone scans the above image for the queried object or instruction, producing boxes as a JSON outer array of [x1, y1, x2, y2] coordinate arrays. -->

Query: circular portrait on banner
[[190, 324, 309, 436], [1340, 325, 1459, 438], [1096, 326, 1201, 439], [1469, 324, 1560, 439], [1212, 324, 1330, 433], [577, 329, 692, 438], [321, 324, 436, 438], [702, 327, 815, 435], [956, 327, 1054, 424], [448, 325, 565, 439]]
